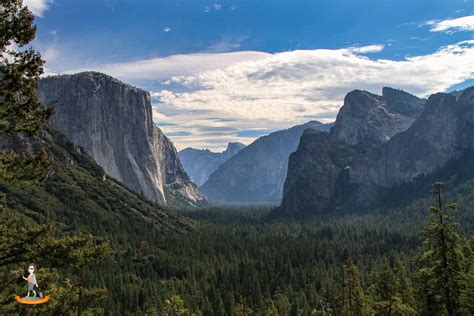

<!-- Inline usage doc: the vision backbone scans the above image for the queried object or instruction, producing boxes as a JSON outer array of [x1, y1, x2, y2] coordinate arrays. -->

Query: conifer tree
[[1, 0, 54, 181], [416, 182, 467, 315], [0, 4, 54, 305], [368, 260, 415, 315], [0, 0, 54, 267], [341, 259, 366, 315]]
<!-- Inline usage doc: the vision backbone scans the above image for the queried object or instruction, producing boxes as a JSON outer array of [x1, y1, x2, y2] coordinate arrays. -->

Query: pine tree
[[416, 182, 467, 315], [368, 260, 415, 315], [1, 0, 54, 181], [341, 259, 366, 315], [0, 0, 54, 269], [0, 4, 55, 311]]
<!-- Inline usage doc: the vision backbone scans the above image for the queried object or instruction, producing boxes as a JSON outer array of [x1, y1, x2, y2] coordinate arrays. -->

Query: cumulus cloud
[[427, 15, 474, 33], [23, 0, 52, 17], [61, 42, 474, 150], [163, 27, 171, 33], [153, 41, 473, 120]]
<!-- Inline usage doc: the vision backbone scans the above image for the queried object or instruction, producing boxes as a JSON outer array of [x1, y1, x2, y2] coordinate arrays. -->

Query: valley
[[1, 1, 474, 315]]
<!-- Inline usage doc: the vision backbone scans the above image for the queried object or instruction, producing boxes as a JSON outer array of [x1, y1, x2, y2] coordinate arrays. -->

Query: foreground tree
[[1, 0, 54, 181], [416, 182, 467, 315], [1, 0, 54, 135], [0, 0, 54, 290], [0, 1, 110, 314]]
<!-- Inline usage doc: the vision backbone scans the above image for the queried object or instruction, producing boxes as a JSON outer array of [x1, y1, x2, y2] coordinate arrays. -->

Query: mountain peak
[[224, 142, 246, 155], [226, 142, 246, 150], [332, 87, 424, 146]]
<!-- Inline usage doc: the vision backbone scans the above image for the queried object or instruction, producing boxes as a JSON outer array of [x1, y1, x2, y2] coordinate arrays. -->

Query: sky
[[24, 0, 474, 151]]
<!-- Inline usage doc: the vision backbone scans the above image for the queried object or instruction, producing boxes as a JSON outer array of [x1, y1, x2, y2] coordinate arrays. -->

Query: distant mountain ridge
[[38, 72, 206, 206], [201, 121, 333, 203], [179, 142, 246, 186], [280, 86, 474, 215]]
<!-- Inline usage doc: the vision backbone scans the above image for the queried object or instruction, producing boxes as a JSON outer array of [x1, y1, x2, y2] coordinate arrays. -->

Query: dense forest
[[3, 173, 474, 314]]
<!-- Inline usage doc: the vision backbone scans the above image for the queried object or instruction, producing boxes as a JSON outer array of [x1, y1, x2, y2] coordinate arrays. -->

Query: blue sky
[[26, 0, 474, 150]]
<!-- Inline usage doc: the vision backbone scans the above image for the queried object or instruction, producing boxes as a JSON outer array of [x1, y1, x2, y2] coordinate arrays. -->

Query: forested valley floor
[[3, 176, 474, 315]]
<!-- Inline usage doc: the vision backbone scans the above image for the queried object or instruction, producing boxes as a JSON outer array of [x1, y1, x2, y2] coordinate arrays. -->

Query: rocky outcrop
[[38, 72, 206, 206], [331, 88, 425, 146], [280, 87, 474, 215], [179, 142, 246, 186], [201, 121, 332, 203], [281, 130, 360, 214]]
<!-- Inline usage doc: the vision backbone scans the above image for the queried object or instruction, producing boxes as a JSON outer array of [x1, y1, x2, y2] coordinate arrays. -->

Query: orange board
[[14, 295, 50, 305]]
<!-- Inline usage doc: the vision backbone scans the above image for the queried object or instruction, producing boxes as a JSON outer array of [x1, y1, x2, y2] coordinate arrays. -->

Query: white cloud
[[23, 0, 52, 17], [153, 41, 473, 120], [81, 51, 270, 81], [163, 27, 171, 33], [348, 44, 385, 53], [59, 42, 474, 151], [427, 15, 474, 33]]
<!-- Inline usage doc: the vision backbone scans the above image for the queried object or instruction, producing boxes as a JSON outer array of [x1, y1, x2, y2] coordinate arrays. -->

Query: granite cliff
[[281, 87, 474, 215], [38, 72, 206, 206], [331, 87, 425, 146]]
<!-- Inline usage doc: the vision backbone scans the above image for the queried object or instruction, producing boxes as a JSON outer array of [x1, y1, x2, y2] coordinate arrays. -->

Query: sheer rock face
[[281, 130, 359, 214], [38, 72, 206, 206], [331, 88, 425, 146], [281, 87, 474, 215], [201, 121, 333, 203], [179, 142, 246, 186]]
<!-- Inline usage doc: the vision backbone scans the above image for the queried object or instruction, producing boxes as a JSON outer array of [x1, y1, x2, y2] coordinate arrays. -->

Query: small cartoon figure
[[23, 263, 38, 298], [14, 262, 49, 304]]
